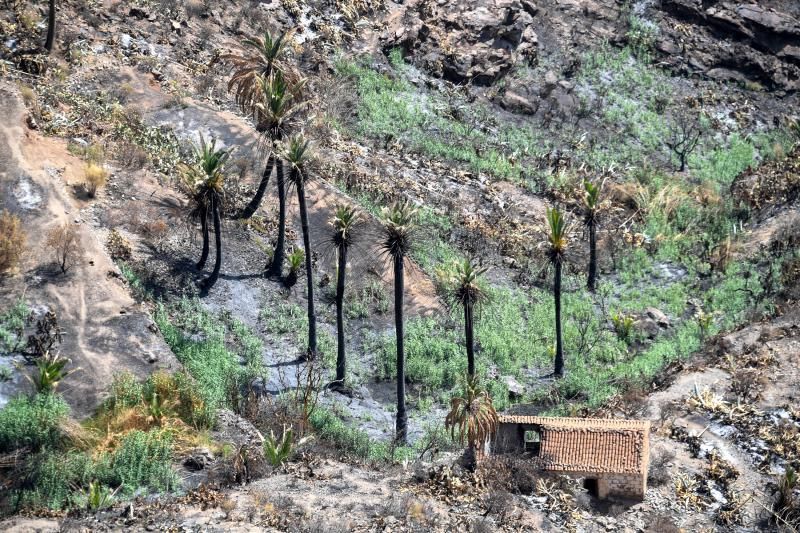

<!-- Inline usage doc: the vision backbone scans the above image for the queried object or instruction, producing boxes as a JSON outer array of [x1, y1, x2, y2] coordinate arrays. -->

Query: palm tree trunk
[[240, 152, 275, 219], [197, 203, 210, 270], [465, 302, 475, 377], [266, 159, 286, 278], [45, 0, 56, 53], [554, 260, 564, 377], [394, 254, 407, 444], [203, 196, 222, 289], [296, 173, 317, 359], [587, 221, 597, 292], [335, 244, 347, 384]]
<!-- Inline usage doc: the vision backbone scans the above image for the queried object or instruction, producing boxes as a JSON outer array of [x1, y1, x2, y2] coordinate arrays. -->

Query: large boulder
[[382, 0, 538, 85]]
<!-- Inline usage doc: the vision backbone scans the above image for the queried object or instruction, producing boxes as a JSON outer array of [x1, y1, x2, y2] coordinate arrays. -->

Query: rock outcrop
[[382, 0, 539, 85], [656, 1, 800, 92]]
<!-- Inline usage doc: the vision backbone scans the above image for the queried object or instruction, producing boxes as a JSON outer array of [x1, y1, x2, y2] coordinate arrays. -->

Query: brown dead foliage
[[731, 145, 800, 210]]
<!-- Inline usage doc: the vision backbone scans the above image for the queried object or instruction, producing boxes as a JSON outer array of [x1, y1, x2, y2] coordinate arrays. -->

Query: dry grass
[[0, 210, 26, 274], [84, 164, 108, 198]]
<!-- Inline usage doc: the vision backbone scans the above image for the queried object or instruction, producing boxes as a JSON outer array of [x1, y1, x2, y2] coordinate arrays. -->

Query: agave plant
[[437, 259, 489, 377], [284, 248, 304, 289], [83, 480, 118, 511], [546, 207, 568, 377], [263, 426, 311, 467], [380, 200, 417, 444], [445, 374, 498, 460], [23, 350, 79, 394]]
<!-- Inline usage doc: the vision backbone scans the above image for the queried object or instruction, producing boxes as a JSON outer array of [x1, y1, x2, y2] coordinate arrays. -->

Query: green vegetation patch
[[0, 393, 70, 453], [334, 53, 546, 181], [154, 298, 266, 427]]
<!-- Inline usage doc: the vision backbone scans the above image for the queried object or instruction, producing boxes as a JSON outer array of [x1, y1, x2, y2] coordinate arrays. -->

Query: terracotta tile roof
[[497, 416, 650, 475]]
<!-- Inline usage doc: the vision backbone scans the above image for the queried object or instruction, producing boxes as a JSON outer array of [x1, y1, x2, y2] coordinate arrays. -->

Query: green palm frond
[[288, 248, 304, 274], [437, 258, 489, 310], [252, 71, 308, 136], [221, 29, 299, 115], [179, 135, 231, 216], [546, 207, 568, 261], [282, 133, 312, 172], [331, 204, 361, 250], [583, 179, 601, 226], [380, 200, 417, 261]]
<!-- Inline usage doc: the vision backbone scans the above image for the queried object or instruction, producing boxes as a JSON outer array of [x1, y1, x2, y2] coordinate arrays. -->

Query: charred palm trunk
[[554, 259, 564, 377], [240, 153, 275, 219], [394, 254, 407, 444], [587, 221, 597, 292], [335, 244, 347, 384], [203, 196, 222, 290], [465, 301, 475, 377], [266, 159, 286, 279], [197, 203, 210, 270], [45, 0, 56, 53], [296, 172, 317, 359]]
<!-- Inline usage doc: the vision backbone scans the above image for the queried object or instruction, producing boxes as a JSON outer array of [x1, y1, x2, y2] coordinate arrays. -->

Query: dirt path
[[0, 83, 178, 417]]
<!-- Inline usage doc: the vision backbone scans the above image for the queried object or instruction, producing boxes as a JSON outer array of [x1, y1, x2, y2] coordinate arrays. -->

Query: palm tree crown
[[253, 71, 307, 135], [331, 205, 360, 250], [380, 200, 417, 261], [180, 136, 231, 214], [282, 133, 312, 177], [445, 374, 498, 455], [441, 259, 489, 310], [547, 207, 568, 262], [222, 29, 297, 116], [583, 180, 600, 225]]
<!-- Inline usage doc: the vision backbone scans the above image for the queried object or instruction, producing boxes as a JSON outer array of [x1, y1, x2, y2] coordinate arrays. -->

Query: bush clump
[[0, 393, 70, 453], [103, 430, 177, 494], [83, 163, 108, 198]]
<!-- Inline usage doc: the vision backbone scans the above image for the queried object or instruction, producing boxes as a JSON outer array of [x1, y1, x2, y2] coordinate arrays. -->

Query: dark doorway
[[583, 478, 599, 497]]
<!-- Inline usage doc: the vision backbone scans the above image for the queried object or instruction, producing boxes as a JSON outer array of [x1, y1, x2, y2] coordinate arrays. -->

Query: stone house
[[491, 415, 650, 500]]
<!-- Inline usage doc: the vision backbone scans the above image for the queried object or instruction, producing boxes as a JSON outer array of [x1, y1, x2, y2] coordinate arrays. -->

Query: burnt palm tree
[[284, 134, 316, 359], [329, 205, 362, 390], [241, 71, 306, 220], [438, 259, 489, 377], [583, 179, 601, 292], [380, 200, 417, 444], [244, 73, 308, 278], [45, 0, 56, 53], [221, 29, 297, 116], [546, 207, 568, 377], [180, 136, 231, 292]]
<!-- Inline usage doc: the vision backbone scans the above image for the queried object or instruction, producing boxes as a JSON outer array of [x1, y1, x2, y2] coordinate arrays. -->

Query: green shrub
[[0, 299, 28, 353], [101, 430, 177, 494], [19, 450, 96, 510], [0, 394, 70, 452]]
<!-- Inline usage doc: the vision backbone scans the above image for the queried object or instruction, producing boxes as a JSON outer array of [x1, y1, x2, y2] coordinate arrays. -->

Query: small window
[[524, 429, 541, 455]]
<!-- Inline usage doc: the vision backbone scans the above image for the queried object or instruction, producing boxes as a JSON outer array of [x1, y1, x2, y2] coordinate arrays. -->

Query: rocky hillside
[[0, 0, 799, 531]]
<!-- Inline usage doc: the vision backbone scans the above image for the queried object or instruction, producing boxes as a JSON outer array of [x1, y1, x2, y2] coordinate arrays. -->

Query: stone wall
[[604, 473, 645, 499]]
